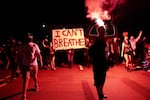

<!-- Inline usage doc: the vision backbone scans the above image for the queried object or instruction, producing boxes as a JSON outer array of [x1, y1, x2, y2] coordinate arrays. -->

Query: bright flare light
[[95, 18, 105, 27]]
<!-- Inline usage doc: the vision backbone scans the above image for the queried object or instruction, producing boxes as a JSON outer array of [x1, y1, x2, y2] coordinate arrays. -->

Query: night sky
[[0, 0, 150, 41]]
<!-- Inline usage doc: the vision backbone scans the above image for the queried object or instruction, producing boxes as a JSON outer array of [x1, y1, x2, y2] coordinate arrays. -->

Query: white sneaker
[[147, 69, 150, 72], [52, 67, 56, 70], [79, 65, 84, 70], [136, 66, 141, 69]]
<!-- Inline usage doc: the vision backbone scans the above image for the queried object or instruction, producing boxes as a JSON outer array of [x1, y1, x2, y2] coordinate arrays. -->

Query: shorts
[[20, 65, 38, 79]]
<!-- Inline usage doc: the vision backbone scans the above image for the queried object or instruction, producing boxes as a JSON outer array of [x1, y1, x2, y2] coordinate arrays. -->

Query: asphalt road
[[0, 64, 150, 100]]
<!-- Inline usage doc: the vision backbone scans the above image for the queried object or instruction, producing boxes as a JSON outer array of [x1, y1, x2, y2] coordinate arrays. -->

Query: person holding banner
[[67, 48, 74, 68], [49, 42, 56, 70], [88, 26, 108, 100], [41, 37, 50, 70]]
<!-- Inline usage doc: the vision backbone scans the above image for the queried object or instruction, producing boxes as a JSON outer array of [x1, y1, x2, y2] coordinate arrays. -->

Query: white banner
[[52, 28, 85, 50]]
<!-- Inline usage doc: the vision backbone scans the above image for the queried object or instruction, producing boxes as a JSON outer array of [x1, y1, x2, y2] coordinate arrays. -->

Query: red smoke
[[85, 0, 127, 26]]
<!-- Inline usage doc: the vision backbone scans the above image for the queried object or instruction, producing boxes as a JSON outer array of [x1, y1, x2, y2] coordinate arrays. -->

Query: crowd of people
[[121, 30, 150, 72], [0, 27, 150, 100]]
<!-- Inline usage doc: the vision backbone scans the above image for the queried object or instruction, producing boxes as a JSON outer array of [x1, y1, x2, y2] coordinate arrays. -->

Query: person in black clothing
[[88, 26, 108, 100], [121, 35, 133, 72], [41, 37, 50, 69]]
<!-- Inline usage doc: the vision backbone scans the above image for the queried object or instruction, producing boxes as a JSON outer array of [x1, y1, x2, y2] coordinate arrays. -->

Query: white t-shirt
[[20, 42, 40, 66]]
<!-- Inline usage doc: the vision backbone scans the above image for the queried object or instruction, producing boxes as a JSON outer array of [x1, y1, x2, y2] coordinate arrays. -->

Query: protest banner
[[52, 28, 85, 50]]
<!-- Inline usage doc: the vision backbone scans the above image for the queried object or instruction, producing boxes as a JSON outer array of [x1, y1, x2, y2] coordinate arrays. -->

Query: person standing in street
[[18, 33, 43, 100], [88, 26, 108, 100], [49, 42, 56, 70]]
